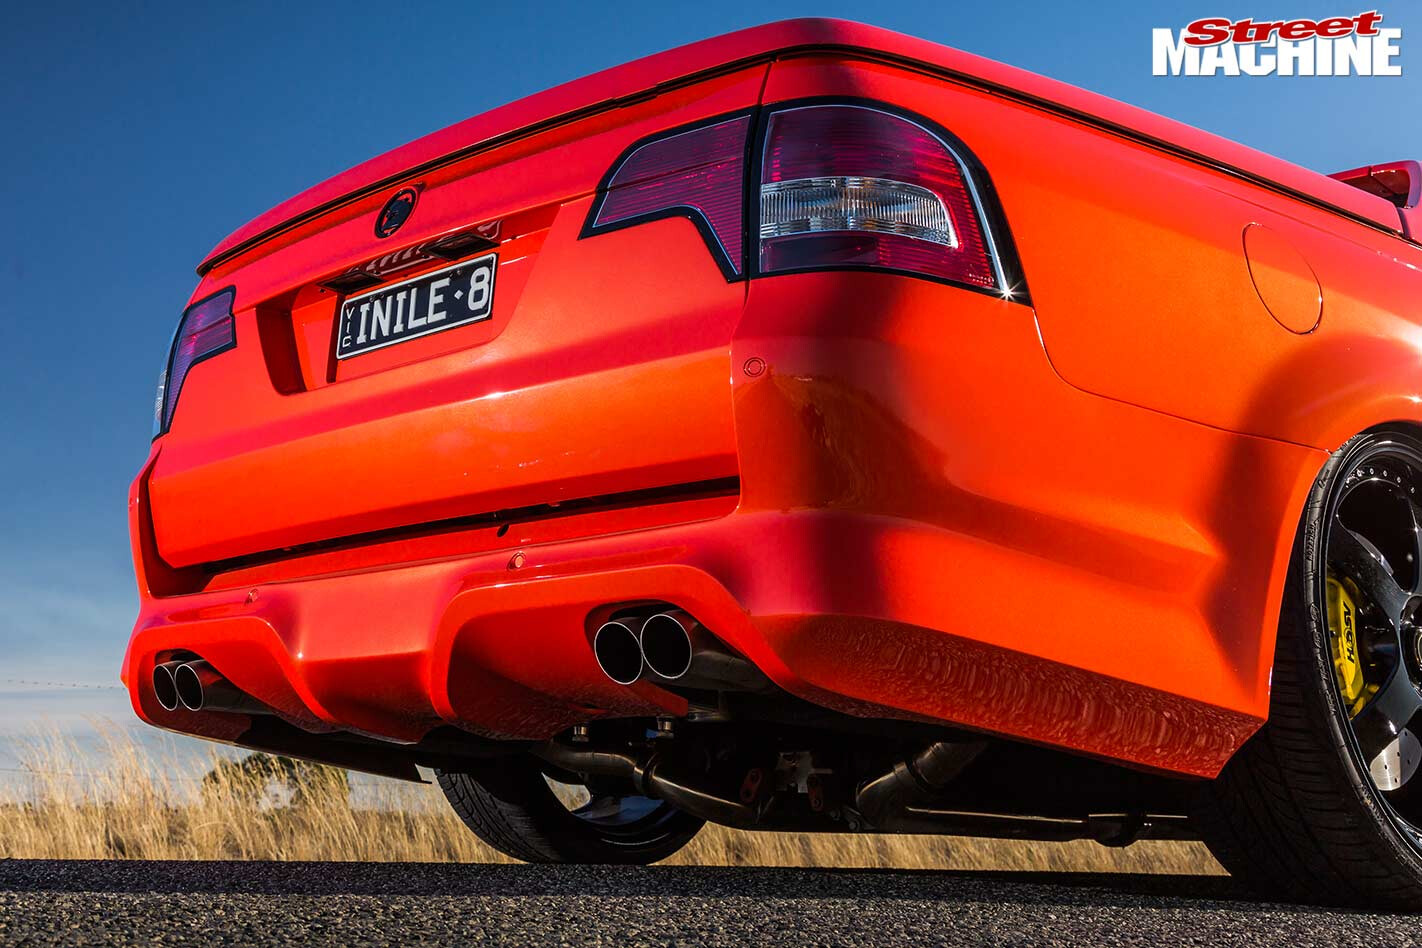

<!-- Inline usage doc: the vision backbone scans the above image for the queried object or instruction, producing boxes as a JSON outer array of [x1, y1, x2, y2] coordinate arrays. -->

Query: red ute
[[125, 20, 1422, 904]]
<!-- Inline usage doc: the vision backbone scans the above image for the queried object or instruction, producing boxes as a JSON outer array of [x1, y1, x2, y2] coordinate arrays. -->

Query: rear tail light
[[583, 114, 753, 279], [154, 287, 236, 437], [582, 99, 1021, 298], [757, 105, 1002, 290]]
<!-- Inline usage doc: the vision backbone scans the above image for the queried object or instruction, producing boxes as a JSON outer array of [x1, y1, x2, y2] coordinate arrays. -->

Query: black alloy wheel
[[1195, 428, 1422, 908]]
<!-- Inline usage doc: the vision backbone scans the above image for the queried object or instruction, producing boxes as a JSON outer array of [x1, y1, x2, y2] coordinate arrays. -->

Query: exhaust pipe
[[535, 742, 760, 828], [639, 611, 772, 693], [151, 660, 185, 712], [855, 741, 988, 832], [173, 660, 271, 715], [593, 619, 646, 685]]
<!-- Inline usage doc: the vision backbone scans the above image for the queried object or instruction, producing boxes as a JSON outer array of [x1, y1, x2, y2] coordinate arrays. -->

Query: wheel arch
[[1252, 417, 1422, 743]]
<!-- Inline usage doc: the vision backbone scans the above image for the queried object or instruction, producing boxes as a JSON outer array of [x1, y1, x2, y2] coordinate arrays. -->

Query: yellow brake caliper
[[1327, 576, 1373, 714]]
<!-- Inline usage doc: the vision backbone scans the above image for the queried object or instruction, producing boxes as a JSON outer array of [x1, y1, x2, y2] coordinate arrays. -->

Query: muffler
[[593, 618, 646, 685], [639, 610, 772, 693], [850, 741, 1191, 843], [172, 660, 271, 715], [151, 660, 186, 712]]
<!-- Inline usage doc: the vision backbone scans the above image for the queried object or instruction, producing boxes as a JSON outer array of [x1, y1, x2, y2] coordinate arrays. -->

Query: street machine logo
[[1153, 11, 1402, 75]]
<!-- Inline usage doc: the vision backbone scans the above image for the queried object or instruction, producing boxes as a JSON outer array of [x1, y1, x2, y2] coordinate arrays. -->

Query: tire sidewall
[[440, 760, 704, 864], [1295, 428, 1422, 872]]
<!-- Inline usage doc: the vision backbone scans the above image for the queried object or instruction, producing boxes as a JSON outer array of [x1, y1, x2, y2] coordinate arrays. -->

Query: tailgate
[[149, 66, 766, 568]]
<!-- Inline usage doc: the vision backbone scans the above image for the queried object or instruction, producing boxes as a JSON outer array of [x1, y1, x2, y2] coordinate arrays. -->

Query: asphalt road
[[0, 860, 1418, 947]]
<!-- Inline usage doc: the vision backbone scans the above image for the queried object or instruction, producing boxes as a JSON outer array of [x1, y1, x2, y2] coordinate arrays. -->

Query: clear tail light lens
[[583, 114, 752, 278], [757, 105, 1000, 289], [760, 176, 957, 246], [155, 287, 236, 437]]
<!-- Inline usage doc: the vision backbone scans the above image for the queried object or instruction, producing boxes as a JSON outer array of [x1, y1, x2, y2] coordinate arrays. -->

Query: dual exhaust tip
[[151, 659, 267, 715], [593, 609, 769, 692], [593, 611, 698, 686]]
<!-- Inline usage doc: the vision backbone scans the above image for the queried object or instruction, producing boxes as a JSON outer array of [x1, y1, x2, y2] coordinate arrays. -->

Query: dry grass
[[0, 725, 1223, 874]]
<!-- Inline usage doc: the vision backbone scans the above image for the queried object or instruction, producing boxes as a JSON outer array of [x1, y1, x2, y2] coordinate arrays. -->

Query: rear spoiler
[[1330, 160, 1421, 240]]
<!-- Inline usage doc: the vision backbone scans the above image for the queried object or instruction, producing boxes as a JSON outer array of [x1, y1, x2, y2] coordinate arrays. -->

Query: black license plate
[[335, 253, 496, 360]]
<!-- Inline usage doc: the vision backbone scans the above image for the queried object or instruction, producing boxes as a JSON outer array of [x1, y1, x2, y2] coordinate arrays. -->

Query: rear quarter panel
[[764, 54, 1422, 454], [756, 55, 1416, 763]]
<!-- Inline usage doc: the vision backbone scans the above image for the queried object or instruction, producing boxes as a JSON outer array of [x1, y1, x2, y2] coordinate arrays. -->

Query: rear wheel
[[437, 758, 703, 864], [1196, 428, 1422, 907]]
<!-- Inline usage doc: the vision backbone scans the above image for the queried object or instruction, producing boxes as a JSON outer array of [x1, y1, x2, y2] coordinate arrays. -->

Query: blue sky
[[0, 1, 1416, 745]]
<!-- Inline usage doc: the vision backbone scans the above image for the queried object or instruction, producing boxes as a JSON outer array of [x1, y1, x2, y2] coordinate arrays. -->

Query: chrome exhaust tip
[[640, 612, 695, 680], [173, 660, 212, 711], [593, 619, 646, 685], [172, 660, 269, 714], [152, 661, 184, 712], [641, 610, 774, 693]]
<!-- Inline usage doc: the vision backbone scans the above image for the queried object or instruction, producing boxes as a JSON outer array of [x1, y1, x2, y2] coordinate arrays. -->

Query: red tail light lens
[[583, 114, 752, 278], [155, 287, 236, 436], [757, 105, 1001, 290]]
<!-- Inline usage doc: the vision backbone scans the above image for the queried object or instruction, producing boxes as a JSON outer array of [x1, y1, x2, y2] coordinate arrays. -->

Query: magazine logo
[[1154, 11, 1402, 75]]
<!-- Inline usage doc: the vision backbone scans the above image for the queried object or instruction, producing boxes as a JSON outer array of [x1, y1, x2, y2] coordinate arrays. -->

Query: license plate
[[335, 253, 496, 360]]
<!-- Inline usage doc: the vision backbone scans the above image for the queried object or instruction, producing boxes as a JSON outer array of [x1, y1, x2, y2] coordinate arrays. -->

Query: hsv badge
[[375, 187, 419, 238]]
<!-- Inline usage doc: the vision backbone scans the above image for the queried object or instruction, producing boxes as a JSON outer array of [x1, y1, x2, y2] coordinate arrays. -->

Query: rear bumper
[[126, 501, 1259, 778], [124, 275, 1327, 778]]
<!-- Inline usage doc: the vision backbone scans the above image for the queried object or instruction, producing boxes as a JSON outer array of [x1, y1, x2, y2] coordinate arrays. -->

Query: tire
[[437, 757, 703, 864], [1195, 428, 1422, 908]]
